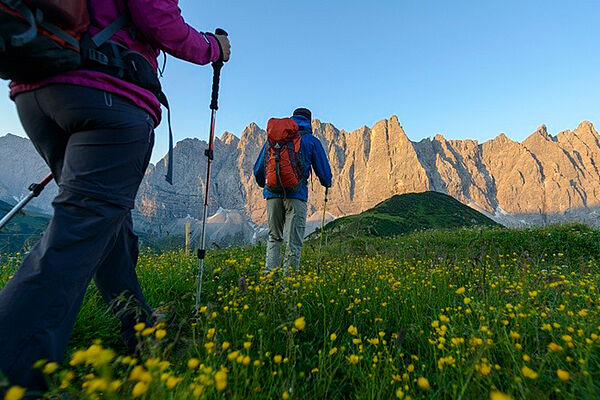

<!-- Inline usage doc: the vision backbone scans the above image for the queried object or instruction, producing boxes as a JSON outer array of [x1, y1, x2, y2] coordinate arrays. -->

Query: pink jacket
[[10, 0, 222, 124]]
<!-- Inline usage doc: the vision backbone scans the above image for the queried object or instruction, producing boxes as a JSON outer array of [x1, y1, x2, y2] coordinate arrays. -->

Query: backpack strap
[[4, 1, 37, 46], [3, 1, 127, 48], [90, 14, 128, 47], [156, 91, 174, 185], [38, 19, 80, 49]]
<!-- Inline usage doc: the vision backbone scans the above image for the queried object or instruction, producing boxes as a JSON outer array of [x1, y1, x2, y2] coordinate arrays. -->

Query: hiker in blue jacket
[[254, 108, 332, 273]]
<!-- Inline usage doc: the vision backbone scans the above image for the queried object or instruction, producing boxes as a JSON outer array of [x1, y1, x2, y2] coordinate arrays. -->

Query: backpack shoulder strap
[[90, 14, 128, 47], [3, 1, 37, 46]]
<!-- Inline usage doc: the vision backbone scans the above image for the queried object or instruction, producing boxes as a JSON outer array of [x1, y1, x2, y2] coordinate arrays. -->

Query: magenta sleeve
[[127, 0, 221, 65]]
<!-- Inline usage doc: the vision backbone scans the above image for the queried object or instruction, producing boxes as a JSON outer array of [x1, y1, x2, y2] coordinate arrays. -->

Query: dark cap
[[293, 107, 312, 120]]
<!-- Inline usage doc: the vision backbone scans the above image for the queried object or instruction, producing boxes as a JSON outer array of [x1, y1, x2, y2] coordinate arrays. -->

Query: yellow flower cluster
[[4, 235, 598, 399]]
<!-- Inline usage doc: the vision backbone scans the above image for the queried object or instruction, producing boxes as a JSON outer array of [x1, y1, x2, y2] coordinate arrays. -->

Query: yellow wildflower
[[131, 382, 148, 397], [294, 316, 306, 330], [141, 327, 154, 337], [417, 377, 431, 390], [556, 369, 570, 381], [70, 350, 87, 366], [109, 380, 121, 392], [227, 351, 239, 361], [4, 386, 26, 400], [43, 362, 58, 374], [215, 368, 228, 391], [166, 376, 182, 389], [490, 392, 513, 400], [521, 366, 538, 379], [548, 342, 563, 352], [129, 366, 152, 383]]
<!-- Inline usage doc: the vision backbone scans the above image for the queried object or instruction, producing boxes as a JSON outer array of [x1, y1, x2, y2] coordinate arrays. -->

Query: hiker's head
[[293, 108, 312, 121]]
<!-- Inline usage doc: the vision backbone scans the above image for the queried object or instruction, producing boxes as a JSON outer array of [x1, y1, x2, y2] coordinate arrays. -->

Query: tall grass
[[1, 224, 599, 399]]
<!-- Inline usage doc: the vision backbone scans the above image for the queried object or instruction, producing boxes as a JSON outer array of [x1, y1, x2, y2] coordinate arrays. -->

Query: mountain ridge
[[136, 116, 600, 232], [2, 116, 600, 242]]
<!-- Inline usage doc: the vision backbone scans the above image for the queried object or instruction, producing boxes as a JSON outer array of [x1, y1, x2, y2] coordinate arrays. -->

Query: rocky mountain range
[[0, 133, 58, 212], [2, 116, 600, 245], [136, 116, 600, 231]]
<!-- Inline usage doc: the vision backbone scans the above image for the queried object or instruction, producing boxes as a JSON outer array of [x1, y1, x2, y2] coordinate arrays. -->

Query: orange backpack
[[265, 118, 305, 195]]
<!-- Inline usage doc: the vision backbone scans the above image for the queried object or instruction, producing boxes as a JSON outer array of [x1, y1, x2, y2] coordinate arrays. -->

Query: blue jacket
[[253, 115, 332, 201]]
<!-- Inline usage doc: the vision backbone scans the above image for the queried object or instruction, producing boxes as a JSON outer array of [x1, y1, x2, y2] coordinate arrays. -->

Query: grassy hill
[[319, 191, 499, 239], [1, 223, 598, 399], [0, 199, 50, 253]]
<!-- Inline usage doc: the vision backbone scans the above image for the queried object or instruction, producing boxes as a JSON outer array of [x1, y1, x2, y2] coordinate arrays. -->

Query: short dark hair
[[293, 107, 312, 120]]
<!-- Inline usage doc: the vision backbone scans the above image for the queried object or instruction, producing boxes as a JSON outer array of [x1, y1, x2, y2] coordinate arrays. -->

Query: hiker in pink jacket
[[0, 0, 230, 392]]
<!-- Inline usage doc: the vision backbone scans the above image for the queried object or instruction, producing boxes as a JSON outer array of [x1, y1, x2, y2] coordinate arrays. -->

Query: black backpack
[[0, 0, 160, 93], [2, 0, 90, 81], [0, 0, 175, 183]]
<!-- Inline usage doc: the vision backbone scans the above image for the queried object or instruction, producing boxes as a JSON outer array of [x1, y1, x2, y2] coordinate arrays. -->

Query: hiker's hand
[[215, 34, 231, 62]]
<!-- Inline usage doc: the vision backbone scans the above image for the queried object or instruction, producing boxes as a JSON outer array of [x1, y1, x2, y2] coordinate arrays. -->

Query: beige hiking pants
[[265, 198, 307, 274]]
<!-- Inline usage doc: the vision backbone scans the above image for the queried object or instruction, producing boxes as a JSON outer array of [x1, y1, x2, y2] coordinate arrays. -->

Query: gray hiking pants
[[0, 85, 155, 392], [265, 198, 307, 273]]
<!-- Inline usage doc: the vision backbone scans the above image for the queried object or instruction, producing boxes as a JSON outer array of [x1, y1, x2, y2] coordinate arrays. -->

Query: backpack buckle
[[87, 48, 109, 65]]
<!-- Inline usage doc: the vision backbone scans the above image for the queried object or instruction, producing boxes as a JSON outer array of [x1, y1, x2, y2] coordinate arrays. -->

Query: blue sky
[[1, 0, 599, 163]]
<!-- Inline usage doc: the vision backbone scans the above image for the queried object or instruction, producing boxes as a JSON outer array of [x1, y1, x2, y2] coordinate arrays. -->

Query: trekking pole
[[0, 173, 53, 232], [196, 28, 228, 308]]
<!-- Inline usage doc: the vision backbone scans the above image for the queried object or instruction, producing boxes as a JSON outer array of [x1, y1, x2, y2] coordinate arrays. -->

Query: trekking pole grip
[[210, 29, 228, 110]]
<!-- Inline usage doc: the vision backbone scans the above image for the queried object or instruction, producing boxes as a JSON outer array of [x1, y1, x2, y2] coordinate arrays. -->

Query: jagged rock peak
[[0, 133, 29, 143], [523, 124, 555, 146], [244, 122, 262, 133], [219, 131, 239, 145], [371, 115, 407, 137], [575, 120, 597, 135], [433, 133, 446, 142], [175, 137, 203, 148], [490, 133, 512, 144], [240, 122, 264, 140], [535, 124, 550, 137]]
